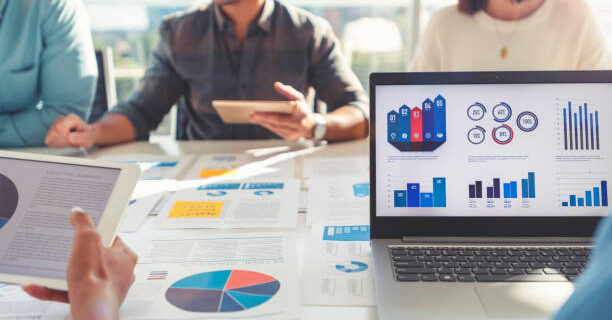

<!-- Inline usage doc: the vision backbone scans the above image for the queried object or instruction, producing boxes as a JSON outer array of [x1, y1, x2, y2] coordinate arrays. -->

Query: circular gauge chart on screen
[[165, 270, 281, 313], [0, 173, 18, 230]]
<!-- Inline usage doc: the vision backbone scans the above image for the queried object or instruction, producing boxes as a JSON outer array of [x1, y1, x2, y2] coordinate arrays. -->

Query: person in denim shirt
[[44, 0, 369, 148], [0, 0, 97, 147]]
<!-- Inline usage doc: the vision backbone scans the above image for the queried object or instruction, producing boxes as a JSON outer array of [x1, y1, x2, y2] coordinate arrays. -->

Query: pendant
[[501, 46, 508, 59]]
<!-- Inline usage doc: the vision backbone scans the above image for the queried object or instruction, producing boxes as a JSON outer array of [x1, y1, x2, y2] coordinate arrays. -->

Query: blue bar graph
[[420, 193, 433, 207], [562, 181, 608, 208], [562, 202, 569, 207], [393, 177, 446, 208], [480, 173, 535, 199], [563, 102, 601, 150], [521, 179, 529, 198], [586, 191, 592, 206], [394, 191, 407, 207], [528, 172, 536, 198], [602, 181, 608, 207], [407, 184, 420, 207], [433, 178, 446, 207]]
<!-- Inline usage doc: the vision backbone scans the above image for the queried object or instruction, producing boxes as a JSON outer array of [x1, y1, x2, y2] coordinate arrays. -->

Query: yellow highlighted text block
[[199, 169, 237, 178], [168, 201, 224, 218]]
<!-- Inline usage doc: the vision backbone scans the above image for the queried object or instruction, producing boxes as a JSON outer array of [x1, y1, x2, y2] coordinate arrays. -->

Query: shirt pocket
[[1, 66, 39, 112]]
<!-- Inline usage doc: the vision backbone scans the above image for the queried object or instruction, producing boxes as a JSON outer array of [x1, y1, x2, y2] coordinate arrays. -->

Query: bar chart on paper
[[468, 172, 536, 200], [557, 172, 609, 208], [390, 176, 446, 208], [558, 100, 602, 151]]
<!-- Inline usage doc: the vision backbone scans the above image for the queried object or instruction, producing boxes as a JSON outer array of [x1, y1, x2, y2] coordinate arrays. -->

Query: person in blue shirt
[[0, 0, 97, 147], [553, 214, 612, 319]]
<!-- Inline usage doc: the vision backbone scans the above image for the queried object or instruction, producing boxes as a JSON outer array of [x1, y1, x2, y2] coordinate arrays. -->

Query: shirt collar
[[0, 0, 7, 21], [214, 0, 274, 33]]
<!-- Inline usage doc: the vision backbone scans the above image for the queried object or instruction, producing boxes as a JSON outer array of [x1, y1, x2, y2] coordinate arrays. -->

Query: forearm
[[90, 114, 137, 146], [324, 106, 368, 141]]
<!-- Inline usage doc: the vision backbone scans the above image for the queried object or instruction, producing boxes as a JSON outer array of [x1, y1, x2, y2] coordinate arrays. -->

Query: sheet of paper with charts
[[302, 156, 369, 179], [184, 153, 295, 180], [307, 178, 370, 226], [118, 232, 300, 320], [156, 179, 300, 229], [100, 154, 194, 180], [302, 225, 375, 306]]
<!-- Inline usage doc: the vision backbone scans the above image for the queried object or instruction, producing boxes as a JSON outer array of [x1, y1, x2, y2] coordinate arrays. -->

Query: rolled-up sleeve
[[109, 20, 188, 141], [0, 0, 97, 147], [308, 19, 369, 119]]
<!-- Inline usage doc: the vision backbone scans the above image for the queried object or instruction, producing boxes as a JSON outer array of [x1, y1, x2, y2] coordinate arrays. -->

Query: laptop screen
[[375, 82, 611, 218]]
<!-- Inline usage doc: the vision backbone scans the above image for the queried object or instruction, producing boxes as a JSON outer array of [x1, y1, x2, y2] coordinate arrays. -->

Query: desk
[[21, 139, 378, 320]]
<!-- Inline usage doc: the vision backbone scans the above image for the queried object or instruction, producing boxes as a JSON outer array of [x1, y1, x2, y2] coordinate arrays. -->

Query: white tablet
[[212, 100, 294, 124], [0, 150, 140, 290]]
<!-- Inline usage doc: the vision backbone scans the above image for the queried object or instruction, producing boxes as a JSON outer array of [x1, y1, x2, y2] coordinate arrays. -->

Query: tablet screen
[[0, 157, 121, 279]]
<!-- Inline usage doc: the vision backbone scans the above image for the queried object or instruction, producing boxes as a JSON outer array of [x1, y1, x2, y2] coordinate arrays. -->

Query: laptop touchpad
[[475, 284, 574, 319]]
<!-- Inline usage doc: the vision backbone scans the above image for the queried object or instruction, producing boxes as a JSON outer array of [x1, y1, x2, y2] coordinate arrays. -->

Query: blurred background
[[82, 0, 612, 138]]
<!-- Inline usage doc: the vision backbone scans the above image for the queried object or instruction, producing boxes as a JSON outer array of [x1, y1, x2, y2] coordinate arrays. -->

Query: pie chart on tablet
[[165, 270, 281, 312], [0, 173, 18, 230]]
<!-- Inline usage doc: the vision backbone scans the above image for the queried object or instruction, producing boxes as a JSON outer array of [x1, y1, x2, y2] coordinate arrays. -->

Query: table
[[21, 139, 378, 320]]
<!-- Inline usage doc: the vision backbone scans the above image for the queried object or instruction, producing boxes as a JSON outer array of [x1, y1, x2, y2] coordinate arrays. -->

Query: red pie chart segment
[[224, 270, 277, 290]]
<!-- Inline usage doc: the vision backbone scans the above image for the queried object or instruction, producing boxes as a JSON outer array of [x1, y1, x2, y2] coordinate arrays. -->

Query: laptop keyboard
[[390, 246, 590, 283]]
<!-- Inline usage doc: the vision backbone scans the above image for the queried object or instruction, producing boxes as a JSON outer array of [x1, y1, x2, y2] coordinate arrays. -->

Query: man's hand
[[23, 209, 137, 320], [249, 82, 318, 140], [45, 114, 95, 148]]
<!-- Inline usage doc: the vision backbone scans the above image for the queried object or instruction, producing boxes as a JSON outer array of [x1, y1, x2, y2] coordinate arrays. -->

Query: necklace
[[493, 19, 520, 59]]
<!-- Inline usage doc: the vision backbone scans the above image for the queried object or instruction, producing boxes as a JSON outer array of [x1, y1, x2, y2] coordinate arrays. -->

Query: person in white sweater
[[411, 0, 610, 71]]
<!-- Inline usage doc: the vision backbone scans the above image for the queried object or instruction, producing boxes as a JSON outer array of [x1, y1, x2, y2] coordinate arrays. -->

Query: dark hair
[[458, 0, 488, 15]]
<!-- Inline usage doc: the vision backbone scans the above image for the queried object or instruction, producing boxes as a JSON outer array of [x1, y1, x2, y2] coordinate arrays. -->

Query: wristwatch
[[311, 113, 327, 142]]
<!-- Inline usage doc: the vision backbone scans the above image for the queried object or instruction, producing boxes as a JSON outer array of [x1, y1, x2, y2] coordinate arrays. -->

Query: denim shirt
[[554, 213, 612, 319], [110, 0, 368, 140], [0, 0, 97, 147]]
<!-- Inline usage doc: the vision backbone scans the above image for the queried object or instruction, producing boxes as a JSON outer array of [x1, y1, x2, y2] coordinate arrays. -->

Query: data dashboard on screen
[[375, 83, 611, 217]]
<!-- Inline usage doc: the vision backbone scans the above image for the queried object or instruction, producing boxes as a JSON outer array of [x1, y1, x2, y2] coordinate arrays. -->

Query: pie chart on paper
[[165, 270, 281, 312], [0, 173, 18, 230]]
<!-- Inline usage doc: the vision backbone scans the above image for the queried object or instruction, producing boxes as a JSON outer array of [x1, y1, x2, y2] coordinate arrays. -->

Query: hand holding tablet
[[0, 151, 140, 290], [212, 100, 294, 124]]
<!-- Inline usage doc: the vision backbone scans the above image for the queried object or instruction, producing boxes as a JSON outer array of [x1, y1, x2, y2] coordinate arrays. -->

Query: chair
[[89, 48, 117, 123]]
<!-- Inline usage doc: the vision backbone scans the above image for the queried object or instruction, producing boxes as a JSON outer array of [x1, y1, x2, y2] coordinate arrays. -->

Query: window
[[82, 0, 612, 139]]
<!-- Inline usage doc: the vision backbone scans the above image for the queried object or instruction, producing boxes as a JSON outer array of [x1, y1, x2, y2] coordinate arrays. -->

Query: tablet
[[213, 100, 294, 124], [0, 150, 140, 290]]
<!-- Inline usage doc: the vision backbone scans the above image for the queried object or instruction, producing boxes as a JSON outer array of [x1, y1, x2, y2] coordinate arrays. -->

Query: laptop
[[369, 71, 611, 319]]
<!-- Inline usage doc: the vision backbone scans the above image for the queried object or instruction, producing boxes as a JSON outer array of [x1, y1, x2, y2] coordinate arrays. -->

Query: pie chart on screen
[[0, 173, 18, 230], [165, 270, 281, 312]]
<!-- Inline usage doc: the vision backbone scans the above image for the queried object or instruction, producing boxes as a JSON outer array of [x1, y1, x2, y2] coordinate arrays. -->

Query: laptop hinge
[[400, 237, 592, 245]]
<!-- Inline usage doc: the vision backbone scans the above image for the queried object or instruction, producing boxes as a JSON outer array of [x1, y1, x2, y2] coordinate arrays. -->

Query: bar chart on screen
[[388, 176, 446, 208], [467, 172, 536, 209], [557, 99, 602, 151], [557, 172, 609, 209]]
